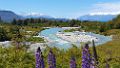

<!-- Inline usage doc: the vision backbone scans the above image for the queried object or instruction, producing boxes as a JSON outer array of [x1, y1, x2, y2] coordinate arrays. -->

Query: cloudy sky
[[0, 0, 120, 18]]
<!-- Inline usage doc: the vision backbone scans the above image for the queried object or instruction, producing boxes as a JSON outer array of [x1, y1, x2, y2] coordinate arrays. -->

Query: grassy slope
[[96, 40, 120, 67]]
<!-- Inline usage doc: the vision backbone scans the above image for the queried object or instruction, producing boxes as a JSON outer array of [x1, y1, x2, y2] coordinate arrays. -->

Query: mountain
[[0, 10, 23, 22], [0, 10, 68, 22], [0, 10, 55, 22], [78, 14, 117, 22], [54, 18, 69, 22], [1, 10, 117, 22], [25, 15, 54, 19], [23, 13, 69, 22]]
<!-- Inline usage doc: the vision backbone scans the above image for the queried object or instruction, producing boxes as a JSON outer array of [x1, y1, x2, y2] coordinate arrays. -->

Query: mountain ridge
[[0, 10, 23, 22], [0, 10, 119, 22]]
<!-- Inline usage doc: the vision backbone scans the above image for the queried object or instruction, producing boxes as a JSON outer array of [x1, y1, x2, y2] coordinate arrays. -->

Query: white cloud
[[90, 2, 120, 15]]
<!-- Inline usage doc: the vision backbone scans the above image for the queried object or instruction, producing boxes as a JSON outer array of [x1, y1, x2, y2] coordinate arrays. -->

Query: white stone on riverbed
[[0, 41, 11, 47], [0, 41, 46, 52], [56, 32, 98, 43], [26, 31, 34, 33]]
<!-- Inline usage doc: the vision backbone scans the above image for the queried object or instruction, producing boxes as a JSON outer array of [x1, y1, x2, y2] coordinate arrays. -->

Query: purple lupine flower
[[70, 57, 76, 68], [106, 62, 109, 68], [106, 60, 110, 68], [48, 49, 56, 68], [41, 55, 45, 68], [90, 57, 96, 68], [35, 47, 45, 68], [36, 47, 41, 68], [82, 44, 92, 68]]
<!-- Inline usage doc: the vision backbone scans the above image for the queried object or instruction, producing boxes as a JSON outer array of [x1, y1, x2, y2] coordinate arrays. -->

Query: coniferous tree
[[12, 19, 17, 25], [0, 27, 8, 41]]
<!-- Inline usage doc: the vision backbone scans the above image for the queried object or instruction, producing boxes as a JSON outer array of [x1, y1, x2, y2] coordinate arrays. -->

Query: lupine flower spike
[[82, 44, 92, 68], [70, 56, 76, 68], [106, 62, 110, 68], [41, 55, 45, 68], [35, 47, 45, 68], [48, 49, 56, 68], [106, 59, 110, 68]]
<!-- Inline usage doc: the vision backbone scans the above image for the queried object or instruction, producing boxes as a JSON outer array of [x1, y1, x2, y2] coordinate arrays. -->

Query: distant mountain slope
[[0, 10, 69, 22], [78, 14, 117, 22], [0, 10, 118, 22], [24, 14, 54, 19], [0, 10, 23, 22]]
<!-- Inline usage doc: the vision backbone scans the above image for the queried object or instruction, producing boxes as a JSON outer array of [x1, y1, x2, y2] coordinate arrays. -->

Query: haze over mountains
[[23, 12, 54, 19], [0, 10, 118, 22], [78, 14, 117, 22]]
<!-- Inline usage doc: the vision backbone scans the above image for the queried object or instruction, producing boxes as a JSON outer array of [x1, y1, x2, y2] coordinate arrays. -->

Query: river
[[39, 27, 112, 49]]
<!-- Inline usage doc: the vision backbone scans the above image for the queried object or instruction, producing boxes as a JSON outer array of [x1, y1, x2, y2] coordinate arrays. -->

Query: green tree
[[99, 24, 106, 32], [12, 19, 17, 25], [12, 27, 24, 49], [0, 27, 9, 41], [69, 19, 76, 27]]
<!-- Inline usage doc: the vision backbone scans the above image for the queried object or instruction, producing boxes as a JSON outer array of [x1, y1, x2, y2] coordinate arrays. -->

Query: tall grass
[[0, 40, 120, 68]]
